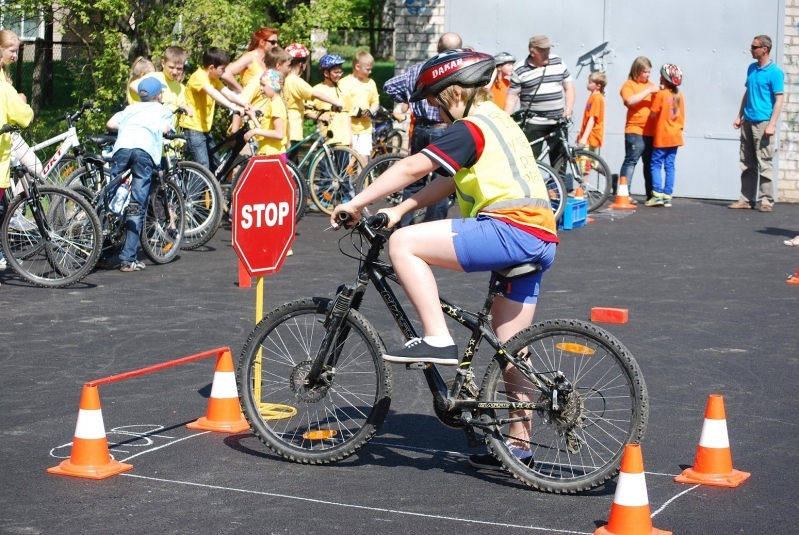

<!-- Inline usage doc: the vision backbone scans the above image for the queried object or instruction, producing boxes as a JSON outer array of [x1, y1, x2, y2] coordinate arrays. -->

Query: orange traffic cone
[[675, 394, 750, 488], [609, 176, 636, 210], [187, 349, 250, 433], [47, 385, 133, 479], [787, 266, 799, 285], [595, 444, 671, 535], [574, 186, 585, 200]]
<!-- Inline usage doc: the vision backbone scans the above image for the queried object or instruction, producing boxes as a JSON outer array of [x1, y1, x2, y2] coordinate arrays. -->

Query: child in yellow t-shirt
[[179, 48, 250, 171], [282, 44, 344, 161], [310, 54, 350, 147], [244, 70, 287, 160], [577, 71, 607, 153], [127, 57, 155, 105], [133, 46, 194, 126], [339, 51, 379, 160]]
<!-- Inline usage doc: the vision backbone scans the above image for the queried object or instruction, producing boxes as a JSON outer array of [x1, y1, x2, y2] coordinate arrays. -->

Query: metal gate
[[446, 0, 784, 200]]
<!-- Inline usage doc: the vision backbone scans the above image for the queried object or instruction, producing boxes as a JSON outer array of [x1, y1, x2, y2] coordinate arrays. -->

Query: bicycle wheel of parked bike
[[555, 150, 612, 212], [373, 129, 406, 157], [140, 179, 185, 264], [237, 297, 392, 464], [307, 146, 365, 215], [538, 161, 566, 222], [479, 319, 648, 493], [1, 186, 102, 288], [230, 158, 307, 223], [171, 161, 223, 250], [356, 153, 426, 225]]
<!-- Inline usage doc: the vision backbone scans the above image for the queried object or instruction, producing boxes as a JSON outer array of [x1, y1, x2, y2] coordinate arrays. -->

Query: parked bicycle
[[518, 115, 612, 212], [370, 106, 407, 158], [80, 139, 186, 266], [237, 212, 648, 492], [284, 106, 365, 215], [0, 124, 102, 288]]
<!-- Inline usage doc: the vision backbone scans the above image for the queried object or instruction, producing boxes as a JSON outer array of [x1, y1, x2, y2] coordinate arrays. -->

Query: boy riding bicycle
[[331, 49, 558, 468]]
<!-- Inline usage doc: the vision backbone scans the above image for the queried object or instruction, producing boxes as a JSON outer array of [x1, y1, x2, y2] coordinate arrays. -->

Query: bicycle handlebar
[[336, 211, 390, 234], [0, 124, 21, 135]]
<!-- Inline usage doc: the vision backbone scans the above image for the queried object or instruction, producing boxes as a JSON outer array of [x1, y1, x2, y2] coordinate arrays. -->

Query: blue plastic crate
[[560, 198, 587, 230]]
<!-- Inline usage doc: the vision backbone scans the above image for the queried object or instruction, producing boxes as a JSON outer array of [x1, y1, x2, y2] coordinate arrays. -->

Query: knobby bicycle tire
[[1, 185, 102, 288], [139, 178, 185, 264], [538, 161, 566, 222], [171, 161, 223, 250], [237, 297, 392, 464], [230, 157, 307, 223], [555, 150, 612, 212], [307, 146, 365, 215], [478, 319, 648, 493]]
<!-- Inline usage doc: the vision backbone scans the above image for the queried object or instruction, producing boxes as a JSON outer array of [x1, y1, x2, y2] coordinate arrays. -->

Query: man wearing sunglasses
[[730, 35, 784, 212]]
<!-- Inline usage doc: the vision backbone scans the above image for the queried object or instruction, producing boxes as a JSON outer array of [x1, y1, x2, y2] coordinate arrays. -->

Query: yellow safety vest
[[455, 102, 557, 235]]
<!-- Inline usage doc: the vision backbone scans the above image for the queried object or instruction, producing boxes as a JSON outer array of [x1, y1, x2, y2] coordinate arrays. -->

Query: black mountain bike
[[237, 213, 648, 493]]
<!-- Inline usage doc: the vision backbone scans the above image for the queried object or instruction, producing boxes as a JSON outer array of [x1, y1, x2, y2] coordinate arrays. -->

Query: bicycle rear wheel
[[479, 319, 648, 493], [65, 164, 111, 196], [140, 179, 185, 264], [237, 298, 392, 464], [538, 161, 566, 222], [555, 150, 612, 212], [172, 161, 223, 250], [307, 146, 365, 215], [1, 186, 102, 287]]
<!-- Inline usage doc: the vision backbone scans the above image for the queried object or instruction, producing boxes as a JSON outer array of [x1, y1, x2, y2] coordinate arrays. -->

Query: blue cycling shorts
[[452, 215, 556, 304]]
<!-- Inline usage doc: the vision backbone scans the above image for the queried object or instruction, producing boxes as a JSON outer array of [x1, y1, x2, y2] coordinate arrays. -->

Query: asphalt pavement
[[1, 197, 797, 534]]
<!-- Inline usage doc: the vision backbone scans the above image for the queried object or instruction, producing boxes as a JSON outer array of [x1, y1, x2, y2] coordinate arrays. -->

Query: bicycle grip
[[0, 124, 18, 134], [367, 212, 389, 230]]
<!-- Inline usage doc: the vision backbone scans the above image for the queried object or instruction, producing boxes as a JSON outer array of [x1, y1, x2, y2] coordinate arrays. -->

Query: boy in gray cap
[[104, 77, 174, 271]]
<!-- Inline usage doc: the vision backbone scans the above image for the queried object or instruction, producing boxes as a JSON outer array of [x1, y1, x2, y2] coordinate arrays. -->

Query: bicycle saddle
[[89, 134, 118, 147], [494, 262, 542, 279]]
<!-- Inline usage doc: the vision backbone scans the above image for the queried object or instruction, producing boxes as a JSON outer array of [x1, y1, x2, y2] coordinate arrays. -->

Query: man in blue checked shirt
[[383, 32, 461, 226]]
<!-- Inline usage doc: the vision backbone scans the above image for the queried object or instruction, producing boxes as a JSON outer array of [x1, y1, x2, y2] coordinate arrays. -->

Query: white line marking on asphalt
[[650, 485, 699, 517], [120, 473, 593, 534], [118, 431, 210, 462]]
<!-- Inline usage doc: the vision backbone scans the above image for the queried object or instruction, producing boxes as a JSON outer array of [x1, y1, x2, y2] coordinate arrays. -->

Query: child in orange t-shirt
[[646, 64, 685, 207], [490, 52, 515, 111], [577, 71, 607, 152]]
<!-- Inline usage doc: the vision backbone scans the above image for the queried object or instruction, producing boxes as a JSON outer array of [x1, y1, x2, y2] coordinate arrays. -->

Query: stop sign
[[232, 156, 296, 276]]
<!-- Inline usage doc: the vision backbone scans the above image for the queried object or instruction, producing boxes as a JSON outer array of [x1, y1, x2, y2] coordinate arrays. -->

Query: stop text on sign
[[240, 202, 290, 229]]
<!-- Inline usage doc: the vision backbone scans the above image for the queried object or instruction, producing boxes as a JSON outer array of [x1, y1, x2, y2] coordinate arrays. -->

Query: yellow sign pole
[[253, 275, 264, 404]]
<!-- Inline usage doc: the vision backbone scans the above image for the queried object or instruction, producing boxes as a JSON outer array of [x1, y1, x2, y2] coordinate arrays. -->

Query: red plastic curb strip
[[591, 307, 629, 324]]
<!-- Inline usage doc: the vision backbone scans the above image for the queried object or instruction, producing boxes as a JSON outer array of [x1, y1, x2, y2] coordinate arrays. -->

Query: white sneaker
[[0, 252, 6, 270]]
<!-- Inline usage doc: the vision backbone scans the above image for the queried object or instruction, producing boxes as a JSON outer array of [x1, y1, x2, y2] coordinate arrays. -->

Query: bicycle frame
[[28, 127, 81, 182], [306, 219, 560, 443]]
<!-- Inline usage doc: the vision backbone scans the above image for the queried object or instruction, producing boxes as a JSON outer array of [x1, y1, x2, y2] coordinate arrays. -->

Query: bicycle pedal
[[405, 362, 427, 370]]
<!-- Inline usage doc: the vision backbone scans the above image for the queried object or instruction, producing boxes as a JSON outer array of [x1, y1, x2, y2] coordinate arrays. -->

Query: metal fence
[[9, 39, 94, 115]]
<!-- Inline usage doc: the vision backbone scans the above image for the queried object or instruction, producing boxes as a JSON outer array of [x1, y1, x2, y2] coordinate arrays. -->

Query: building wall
[[394, 0, 796, 203], [780, 0, 799, 202]]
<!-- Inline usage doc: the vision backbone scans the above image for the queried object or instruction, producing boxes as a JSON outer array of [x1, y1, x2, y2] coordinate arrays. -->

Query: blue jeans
[[110, 148, 155, 263], [619, 134, 654, 196], [184, 128, 218, 172], [400, 124, 449, 227], [650, 147, 678, 196]]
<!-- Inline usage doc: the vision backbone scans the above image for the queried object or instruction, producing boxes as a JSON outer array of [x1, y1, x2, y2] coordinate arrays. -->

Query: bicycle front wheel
[[1, 186, 102, 287], [479, 319, 648, 493], [538, 161, 566, 222], [172, 161, 223, 250], [307, 146, 365, 215], [64, 164, 111, 196], [140, 179, 185, 264], [556, 150, 612, 212], [237, 298, 392, 464]]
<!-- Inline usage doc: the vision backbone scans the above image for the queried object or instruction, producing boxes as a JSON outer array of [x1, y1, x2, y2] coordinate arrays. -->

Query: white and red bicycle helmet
[[660, 63, 683, 87], [285, 43, 310, 59]]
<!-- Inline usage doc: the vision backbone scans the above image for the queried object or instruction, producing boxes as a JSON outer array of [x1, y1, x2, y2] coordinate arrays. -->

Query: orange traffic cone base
[[47, 458, 132, 480], [609, 200, 637, 210], [787, 276, 799, 285], [675, 467, 750, 488], [595, 526, 672, 535], [187, 415, 250, 433]]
